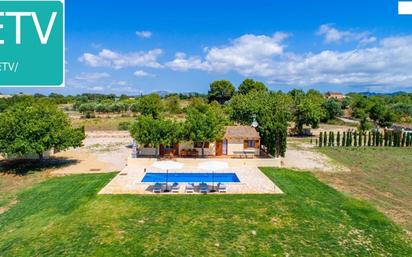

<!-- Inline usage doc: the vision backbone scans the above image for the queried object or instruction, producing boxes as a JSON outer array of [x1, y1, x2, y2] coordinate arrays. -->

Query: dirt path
[[51, 131, 132, 175], [281, 138, 350, 172]]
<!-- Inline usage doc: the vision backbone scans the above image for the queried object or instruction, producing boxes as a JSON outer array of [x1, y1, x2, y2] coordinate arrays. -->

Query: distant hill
[[358, 91, 409, 97]]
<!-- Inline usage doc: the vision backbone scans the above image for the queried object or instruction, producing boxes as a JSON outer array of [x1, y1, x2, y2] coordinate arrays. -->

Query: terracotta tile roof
[[224, 126, 260, 140]]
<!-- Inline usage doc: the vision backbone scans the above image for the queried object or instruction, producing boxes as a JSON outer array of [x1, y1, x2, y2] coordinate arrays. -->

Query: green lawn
[[0, 169, 411, 256], [318, 147, 412, 232]]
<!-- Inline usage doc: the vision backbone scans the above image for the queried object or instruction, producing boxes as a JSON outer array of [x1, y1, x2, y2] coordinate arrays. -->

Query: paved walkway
[[99, 158, 283, 195]]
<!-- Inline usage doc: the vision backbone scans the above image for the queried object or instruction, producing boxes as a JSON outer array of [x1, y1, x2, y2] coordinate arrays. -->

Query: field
[[71, 116, 135, 131], [0, 168, 411, 256], [317, 147, 412, 232]]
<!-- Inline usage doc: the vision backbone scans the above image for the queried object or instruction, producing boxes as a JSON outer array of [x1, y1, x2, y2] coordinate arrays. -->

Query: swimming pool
[[142, 173, 240, 183]]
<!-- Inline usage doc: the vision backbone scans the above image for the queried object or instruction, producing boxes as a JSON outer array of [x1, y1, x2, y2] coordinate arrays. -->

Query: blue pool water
[[142, 173, 240, 183]]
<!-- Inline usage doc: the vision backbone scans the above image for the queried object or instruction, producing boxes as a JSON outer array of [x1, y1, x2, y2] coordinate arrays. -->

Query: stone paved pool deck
[[99, 157, 283, 195]]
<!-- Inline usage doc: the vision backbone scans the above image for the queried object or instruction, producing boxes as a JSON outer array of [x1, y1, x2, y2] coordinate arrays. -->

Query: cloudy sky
[[3, 0, 412, 95]]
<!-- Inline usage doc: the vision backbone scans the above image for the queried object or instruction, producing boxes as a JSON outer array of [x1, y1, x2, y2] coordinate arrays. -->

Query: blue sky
[[3, 0, 412, 95]]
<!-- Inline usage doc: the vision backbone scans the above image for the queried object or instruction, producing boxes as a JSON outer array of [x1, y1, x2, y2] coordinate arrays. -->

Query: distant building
[[325, 92, 345, 100]]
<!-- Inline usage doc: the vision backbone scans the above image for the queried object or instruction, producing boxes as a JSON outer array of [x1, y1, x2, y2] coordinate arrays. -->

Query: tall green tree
[[337, 131, 341, 147], [164, 95, 181, 114], [238, 79, 268, 95], [289, 89, 325, 135], [0, 100, 85, 159], [228, 91, 291, 157], [183, 105, 226, 157], [129, 115, 181, 157], [369, 101, 396, 128], [136, 93, 164, 118], [322, 99, 343, 121], [208, 80, 235, 104]]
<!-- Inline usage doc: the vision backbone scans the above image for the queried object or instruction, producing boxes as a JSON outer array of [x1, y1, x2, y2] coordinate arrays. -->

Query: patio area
[[99, 157, 283, 194]]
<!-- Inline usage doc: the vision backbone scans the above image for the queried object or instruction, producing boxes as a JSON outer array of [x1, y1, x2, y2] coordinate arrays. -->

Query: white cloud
[[66, 76, 142, 94], [165, 32, 412, 88], [166, 33, 288, 73], [317, 24, 376, 44], [136, 31, 152, 38], [134, 70, 154, 77], [166, 52, 210, 71], [79, 48, 163, 69], [117, 81, 128, 86], [88, 86, 105, 91], [262, 35, 412, 87], [74, 72, 110, 81]]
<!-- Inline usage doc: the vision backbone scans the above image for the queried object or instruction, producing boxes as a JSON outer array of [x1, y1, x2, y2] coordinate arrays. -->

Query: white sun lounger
[[171, 182, 180, 193], [217, 183, 227, 193], [185, 183, 195, 193], [199, 183, 209, 194], [153, 183, 163, 193]]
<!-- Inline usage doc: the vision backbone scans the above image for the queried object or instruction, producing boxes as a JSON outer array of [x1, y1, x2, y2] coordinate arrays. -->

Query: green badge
[[0, 0, 64, 87]]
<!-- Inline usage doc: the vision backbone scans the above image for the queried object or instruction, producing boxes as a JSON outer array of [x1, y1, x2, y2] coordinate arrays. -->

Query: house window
[[194, 142, 209, 148], [245, 140, 256, 148]]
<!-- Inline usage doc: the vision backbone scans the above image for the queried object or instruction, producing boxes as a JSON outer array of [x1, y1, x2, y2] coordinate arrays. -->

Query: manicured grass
[[318, 147, 412, 232], [0, 169, 411, 256]]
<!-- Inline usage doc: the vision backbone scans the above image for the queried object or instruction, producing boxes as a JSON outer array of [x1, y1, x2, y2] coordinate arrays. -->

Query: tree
[[354, 131, 358, 147], [358, 112, 373, 132], [183, 105, 226, 157], [238, 79, 268, 95], [322, 99, 343, 121], [228, 91, 291, 157], [208, 80, 235, 104], [294, 97, 324, 135], [165, 95, 181, 114], [337, 131, 341, 147], [369, 102, 396, 128], [0, 100, 85, 159], [129, 115, 180, 157], [136, 94, 164, 118], [319, 132, 323, 147], [78, 102, 96, 114], [289, 90, 325, 135]]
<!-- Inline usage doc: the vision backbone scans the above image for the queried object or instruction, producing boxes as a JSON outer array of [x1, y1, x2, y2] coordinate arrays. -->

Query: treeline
[[317, 130, 412, 148], [348, 92, 412, 127]]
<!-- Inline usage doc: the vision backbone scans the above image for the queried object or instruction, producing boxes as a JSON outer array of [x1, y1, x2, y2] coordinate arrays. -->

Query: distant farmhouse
[[325, 92, 345, 100]]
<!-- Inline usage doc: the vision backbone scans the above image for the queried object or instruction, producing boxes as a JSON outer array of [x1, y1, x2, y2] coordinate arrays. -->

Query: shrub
[[319, 132, 323, 147], [337, 131, 341, 147], [118, 121, 131, 131]]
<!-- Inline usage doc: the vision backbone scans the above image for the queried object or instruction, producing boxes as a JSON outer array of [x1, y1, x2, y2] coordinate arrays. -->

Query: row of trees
[[317, 130, 412, 148], [349, 93, 412, 128], [76, 94, 182, 117]]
